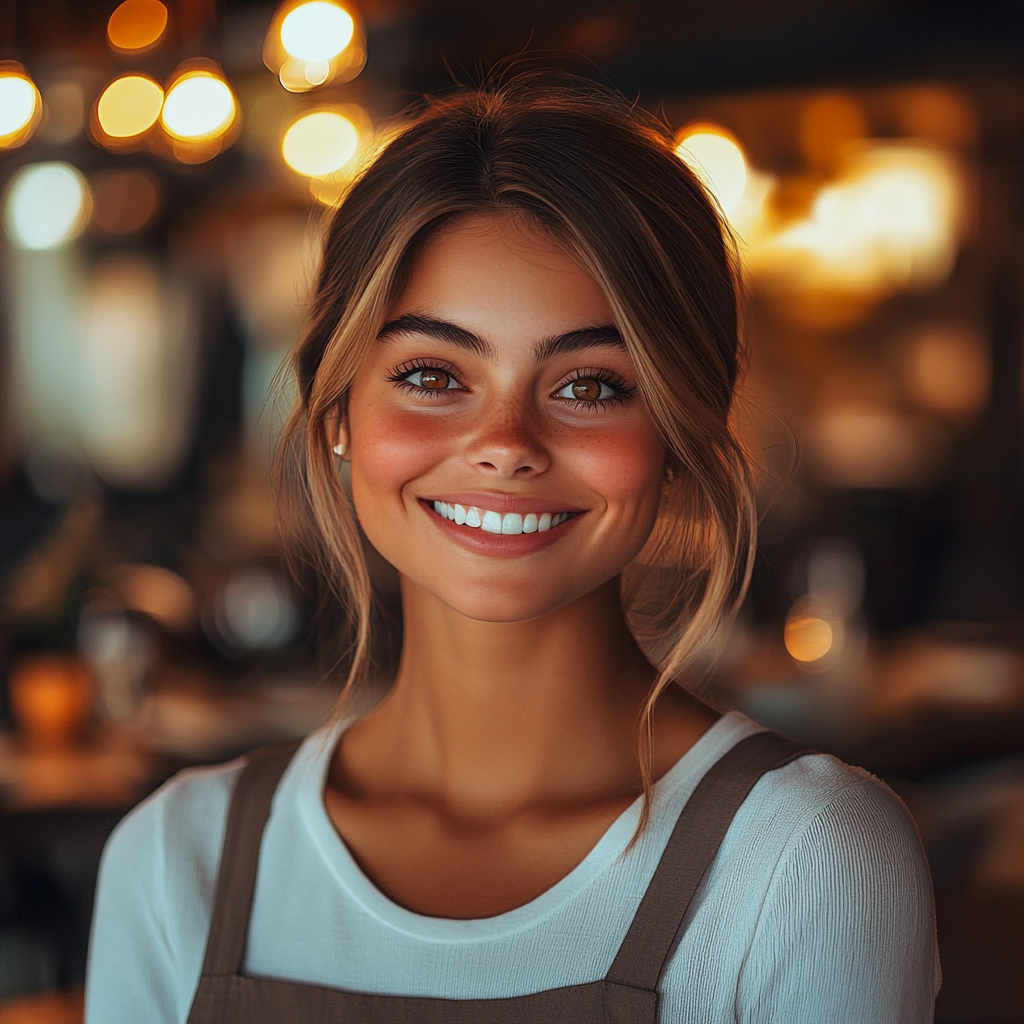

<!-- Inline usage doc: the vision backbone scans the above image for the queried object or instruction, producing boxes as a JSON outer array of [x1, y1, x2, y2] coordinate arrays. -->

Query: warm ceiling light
[[675, 126, 748, 218], [760, 145, 963, 299], [784, 614, 834, 663], [160, 71, 236, 141], [107, 0, 169, 52], [5, 162, 91, 251], [280, 2, 355, 62], [264, 1, 365, 92], [282, 110, 359, 177], [96, 75, 164, 138], [0, 65, 42, 148]]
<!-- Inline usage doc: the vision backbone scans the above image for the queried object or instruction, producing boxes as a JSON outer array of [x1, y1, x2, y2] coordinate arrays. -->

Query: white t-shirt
[[85, 711, 940, 1023]]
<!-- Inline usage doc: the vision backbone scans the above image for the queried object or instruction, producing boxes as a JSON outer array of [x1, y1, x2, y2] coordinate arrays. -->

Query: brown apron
[[186, 730, 811, 1024]]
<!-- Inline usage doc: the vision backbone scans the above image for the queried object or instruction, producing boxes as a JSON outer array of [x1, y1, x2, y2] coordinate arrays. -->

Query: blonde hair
[[279, 68, 756, 831]]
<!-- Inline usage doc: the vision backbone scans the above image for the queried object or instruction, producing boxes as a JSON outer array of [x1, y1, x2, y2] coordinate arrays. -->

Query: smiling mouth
[[430, 500, 578, 535]]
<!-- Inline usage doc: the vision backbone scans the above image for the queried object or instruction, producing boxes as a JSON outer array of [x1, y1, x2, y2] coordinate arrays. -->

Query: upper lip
[[419, 492, 587, 515]]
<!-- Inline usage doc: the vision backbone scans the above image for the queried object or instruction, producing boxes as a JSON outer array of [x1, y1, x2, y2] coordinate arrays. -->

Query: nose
[[464, 405, 550, 479]]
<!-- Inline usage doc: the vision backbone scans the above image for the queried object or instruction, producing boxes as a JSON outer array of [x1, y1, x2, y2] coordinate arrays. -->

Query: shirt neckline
[[291, 709, 760, 942]]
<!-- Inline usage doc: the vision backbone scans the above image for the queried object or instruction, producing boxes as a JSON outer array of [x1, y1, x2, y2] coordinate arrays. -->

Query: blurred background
[[1, 1, 1023, 1021]]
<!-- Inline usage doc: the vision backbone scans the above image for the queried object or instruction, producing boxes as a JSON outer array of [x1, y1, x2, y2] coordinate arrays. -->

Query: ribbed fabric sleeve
[[735, 780, 940, 1023], [84, 713, 939, 1024], [86, 760, 238, 1024]]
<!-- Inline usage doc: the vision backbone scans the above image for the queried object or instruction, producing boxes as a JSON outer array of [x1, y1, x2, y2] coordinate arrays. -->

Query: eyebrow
[[377, 313, 625, 362]]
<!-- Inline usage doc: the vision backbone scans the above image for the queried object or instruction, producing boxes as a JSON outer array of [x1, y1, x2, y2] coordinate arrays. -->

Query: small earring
[[333, 443, 346, 457]]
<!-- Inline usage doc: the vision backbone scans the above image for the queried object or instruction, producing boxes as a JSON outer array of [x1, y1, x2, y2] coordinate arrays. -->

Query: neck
[[342, 576, 661, 817]]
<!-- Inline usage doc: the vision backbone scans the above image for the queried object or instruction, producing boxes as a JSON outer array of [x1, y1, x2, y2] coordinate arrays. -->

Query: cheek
[[352, 405, 445, 500], [563, 422, 665, 515]]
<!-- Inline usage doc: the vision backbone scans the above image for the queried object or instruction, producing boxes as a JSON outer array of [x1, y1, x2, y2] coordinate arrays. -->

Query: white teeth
[[432, 502, 571, 534], [501, 513, 523, 535]]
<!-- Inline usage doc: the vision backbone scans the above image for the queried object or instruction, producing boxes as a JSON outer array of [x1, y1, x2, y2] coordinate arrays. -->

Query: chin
[[423, 567, 611, 624]]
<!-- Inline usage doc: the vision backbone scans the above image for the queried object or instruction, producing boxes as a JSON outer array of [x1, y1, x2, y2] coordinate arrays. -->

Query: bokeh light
[[784, 613, 834, 663], [279, 58, 332, 90], [77, 252, 197, 488], [96, 75, 164, 139], [675, 126, 748, 217], [0, 65, 42, 148], [905, 323, 989, 417], [282, 109, 359, 176], [752, 145, 963, 299], [799, 93, 867, 171], [810, 404, 944, 488], [40, 79, 85, 143], [897, 85, 978, 148], [8, 655, 92, 750], [265, 0, 365, 92], [280, 2, 355, 62], [90, 169, 162, 235], [161, 71, 236, 141], [4, 162, 91, 251], [213, 567, 300, 650], [108, 564, 196, 633], [107, 0, 168, 52]]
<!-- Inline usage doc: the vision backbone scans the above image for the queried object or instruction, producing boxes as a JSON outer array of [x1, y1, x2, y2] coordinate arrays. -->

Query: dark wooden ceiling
[[4, 1, 1024, 97]]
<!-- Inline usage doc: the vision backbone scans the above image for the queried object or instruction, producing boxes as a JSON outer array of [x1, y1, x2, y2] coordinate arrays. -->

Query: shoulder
[[102, 756, 246, 890], [737, 750, 940, 1017], [685, 718, 937, 949], [650, 718, 933, 920], [93, 756, 249, 958], [752, 749, 926, 868], [658, 732, 938, 1020], [672, 713, 923, 859], [658, 718, 935, 912], [767, 750, 935, 904], [726, 744, 933, 904], [660, 714, 913, 847], [86, 758, 248, 1024]]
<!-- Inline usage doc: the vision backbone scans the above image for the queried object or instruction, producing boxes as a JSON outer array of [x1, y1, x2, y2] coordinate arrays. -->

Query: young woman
[[86, 71, 939, 1023]]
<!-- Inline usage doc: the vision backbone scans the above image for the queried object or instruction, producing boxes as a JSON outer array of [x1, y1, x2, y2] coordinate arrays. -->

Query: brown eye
[[416, 369, 449, 390], [571, 378, 602, 401]]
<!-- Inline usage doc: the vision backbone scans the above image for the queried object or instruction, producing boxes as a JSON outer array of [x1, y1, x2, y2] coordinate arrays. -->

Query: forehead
[[392, 214, 614, 340]]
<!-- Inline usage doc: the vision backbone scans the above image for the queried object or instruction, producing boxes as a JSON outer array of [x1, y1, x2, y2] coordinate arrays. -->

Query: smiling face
[[344, 213, 667, 623]]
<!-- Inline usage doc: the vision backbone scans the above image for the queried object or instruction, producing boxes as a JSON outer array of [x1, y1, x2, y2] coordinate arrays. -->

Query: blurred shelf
[[0, 988, 82, 1024], [0, 673, 343, 813], [0, 741, 154, 814]]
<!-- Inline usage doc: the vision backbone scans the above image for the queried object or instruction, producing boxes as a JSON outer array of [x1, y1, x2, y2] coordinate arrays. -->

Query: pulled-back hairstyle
[[279, 67, 755, 830]]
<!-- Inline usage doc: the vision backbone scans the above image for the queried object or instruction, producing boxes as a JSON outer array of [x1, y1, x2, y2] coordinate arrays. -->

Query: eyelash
[[385, 361, 636, 409], [554, 368, 637, 412], [385, 359, 466, 398]]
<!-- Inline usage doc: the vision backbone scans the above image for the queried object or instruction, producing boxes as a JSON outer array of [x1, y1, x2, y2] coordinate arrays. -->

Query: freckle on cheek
[[573, 432, 663, 497]]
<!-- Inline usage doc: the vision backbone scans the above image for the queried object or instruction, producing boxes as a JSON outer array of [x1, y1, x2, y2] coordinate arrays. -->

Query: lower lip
[[419, 501, 582, 557]]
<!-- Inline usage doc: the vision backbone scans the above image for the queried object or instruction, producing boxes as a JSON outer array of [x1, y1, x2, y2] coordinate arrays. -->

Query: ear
[[663, 450, 682, 485], [325, 402, 349, 459]]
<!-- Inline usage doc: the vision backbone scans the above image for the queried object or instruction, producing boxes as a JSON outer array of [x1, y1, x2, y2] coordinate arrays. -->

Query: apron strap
[[604, 730, 813, 993], [197, 731, 811, 990], [198, 741, 303, 977]]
